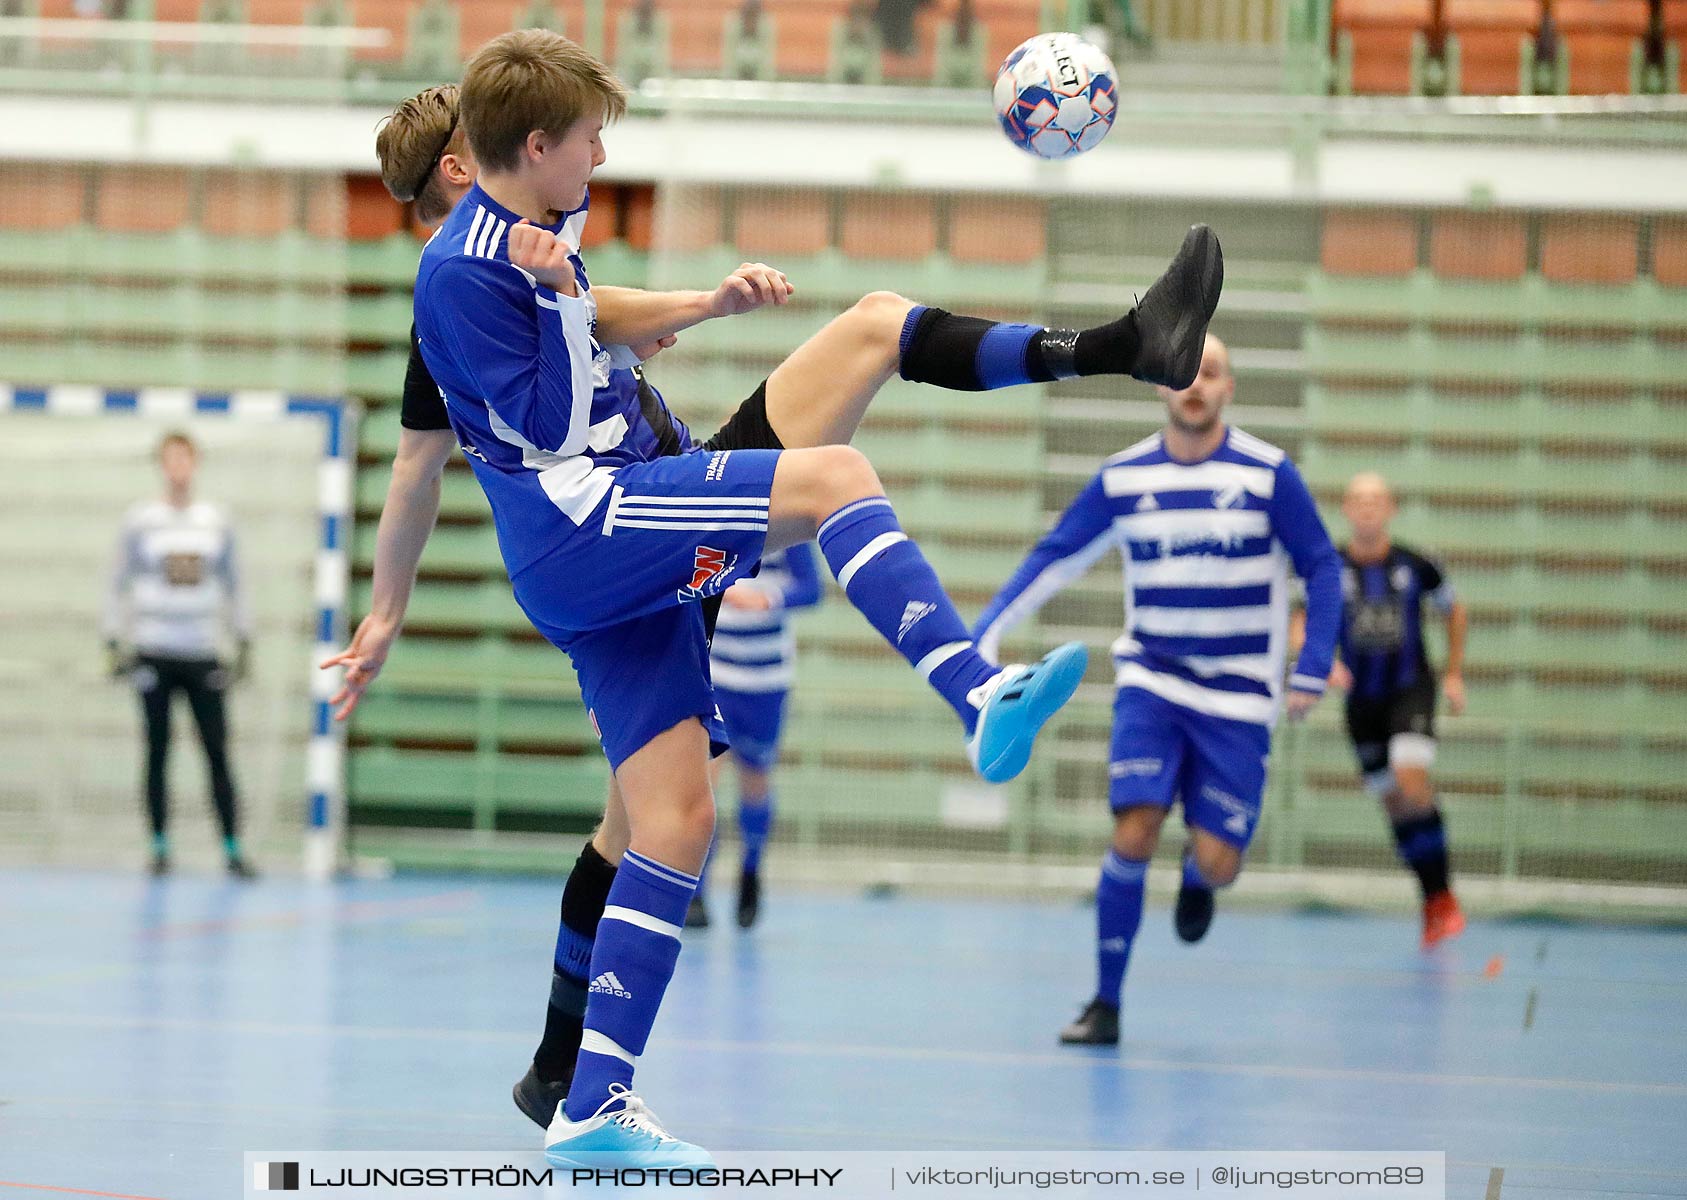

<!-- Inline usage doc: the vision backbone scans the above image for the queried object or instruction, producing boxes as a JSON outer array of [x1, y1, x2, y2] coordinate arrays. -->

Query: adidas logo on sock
[[897, 601, 937, 644], [1099, 937, 1130, 953], [588, 971, 632, 999]]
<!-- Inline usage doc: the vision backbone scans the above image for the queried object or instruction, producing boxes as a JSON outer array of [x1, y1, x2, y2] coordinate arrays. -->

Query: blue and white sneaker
[[543, 1083, 714, 1168], [965, 641, 1089, 784]]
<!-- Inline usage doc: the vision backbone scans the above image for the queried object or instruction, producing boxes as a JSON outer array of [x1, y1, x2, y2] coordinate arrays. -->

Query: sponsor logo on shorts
[[1201, 783, 1254, 835], [1110, 757, 1162, 778], [679, 545, 739, 601], [705, 451, 731, 482]]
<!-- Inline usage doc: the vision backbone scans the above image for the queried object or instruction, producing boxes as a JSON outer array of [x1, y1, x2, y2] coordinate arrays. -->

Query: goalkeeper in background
[[103, 431, 255, 880]]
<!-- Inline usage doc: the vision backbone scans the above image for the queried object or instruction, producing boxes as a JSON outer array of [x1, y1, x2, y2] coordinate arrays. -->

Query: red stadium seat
[[950, 195, 1043, 264], [457, 0, 526, 63], [1332, 0, 1432, 94], [303, 176, 344, 239], [1444, 0, 1541, 94], [622, 183, 656, 252], [580, 184, 619, 248], [649, 186, 723, 253], [202, 170, 295, 237], [1552, 0, 1649, 94], [1430, 210, 1528, 279], [0, 164, 86, 231], [350, 0, 412, 64], [1663, 1, 1687, 92], [1652, 218, 1687, 287], [1540, 214, 1639, 284], [840, 193, 937, 261], [735, 189, 831, 257], [1321, 209, 1419, 276], [345, 174, 404, 241], [94, 166, 194, 235]]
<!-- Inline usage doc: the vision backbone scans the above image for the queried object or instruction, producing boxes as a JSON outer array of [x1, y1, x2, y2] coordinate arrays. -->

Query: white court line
[[2, 1011, 1683, 1099]]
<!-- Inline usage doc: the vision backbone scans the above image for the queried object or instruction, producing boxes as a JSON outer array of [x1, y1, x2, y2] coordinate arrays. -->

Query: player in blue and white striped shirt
[[688, 543, 822, 929], [975, 335, 1342, 1046]]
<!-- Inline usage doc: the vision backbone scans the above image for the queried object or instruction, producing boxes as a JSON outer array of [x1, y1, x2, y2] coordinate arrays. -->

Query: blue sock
[[1096, 850, 1148, 1008], [223, 836, 241, 859], [898, 305, 1075, 390], [565, 850, 697, 1120], [1182, 853, 1213, 892], [739, 790, 773, 874], [817, 497, 997, 733]]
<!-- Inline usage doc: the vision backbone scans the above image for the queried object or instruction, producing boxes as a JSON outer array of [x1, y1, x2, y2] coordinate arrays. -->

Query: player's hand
[[1285, 688, 1322, 723], [629, 334, 678, 362], [721, 582, 773, 612], [1328, 660, 1353, 693], [319, 613, 401, 721], [507, 220, 579, 297], [709, 263, 793, 318], [1442, 672, 1467, 716]]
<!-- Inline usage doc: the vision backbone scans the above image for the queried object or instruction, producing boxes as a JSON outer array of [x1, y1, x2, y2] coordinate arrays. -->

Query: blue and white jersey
[[413, 183, 691, 576], [709, 543, 822, 693], [975, 427, 1342, 727]]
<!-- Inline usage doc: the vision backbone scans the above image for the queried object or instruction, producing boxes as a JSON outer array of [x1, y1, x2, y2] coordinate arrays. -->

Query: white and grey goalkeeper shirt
[[102, 500, 250, 659]]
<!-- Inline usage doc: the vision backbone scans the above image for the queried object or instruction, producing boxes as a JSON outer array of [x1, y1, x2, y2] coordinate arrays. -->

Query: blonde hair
[[460, 30, 627, 174], [375, 84, 464, 226]]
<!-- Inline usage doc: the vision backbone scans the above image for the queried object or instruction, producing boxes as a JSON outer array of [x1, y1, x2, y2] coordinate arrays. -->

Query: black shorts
[[1344, 678, 1438, 785], [698, 380, 784, 638]]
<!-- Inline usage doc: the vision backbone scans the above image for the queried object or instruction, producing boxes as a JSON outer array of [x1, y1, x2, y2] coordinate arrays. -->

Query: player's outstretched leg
[[760, 226, 1224, 450], [543, 724, 714, 1167], [772, 446, 1085, 784]]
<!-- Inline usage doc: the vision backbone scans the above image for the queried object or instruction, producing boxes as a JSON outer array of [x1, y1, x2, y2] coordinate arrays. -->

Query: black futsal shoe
[[1058, 998, 1120, 1046], [1174, 881, 1216, 944], [1130, 224, 1224, 390], [513, 1062, 571, 1129], [735, 868, 761, 929], [150, 852, 171, 878], [226, 856, 258, 881]]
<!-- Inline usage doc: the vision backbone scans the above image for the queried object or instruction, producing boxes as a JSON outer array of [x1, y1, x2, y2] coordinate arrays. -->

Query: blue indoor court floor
[[1, 867, 1685, 1200]]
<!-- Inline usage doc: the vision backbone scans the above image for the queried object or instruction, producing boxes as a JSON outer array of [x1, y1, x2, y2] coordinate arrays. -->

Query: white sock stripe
[[1102, 853, 1148, 883], [817, 496, 894, 541], [578, 1029, 638, 1067], [836, 531, 908, 591], [914, 640, 971, 680], [601, 904, 683, 940], [622, 850, 701, 889]]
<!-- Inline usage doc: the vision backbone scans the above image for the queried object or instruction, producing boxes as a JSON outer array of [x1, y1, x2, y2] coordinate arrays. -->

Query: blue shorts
[[1108, 686, 1272, 849], [714, 686, 789, 772], [511, 447, 781, 770]]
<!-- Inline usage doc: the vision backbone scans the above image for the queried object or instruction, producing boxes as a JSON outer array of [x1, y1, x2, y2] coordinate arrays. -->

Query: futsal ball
[[992, 32, 1118, 160]]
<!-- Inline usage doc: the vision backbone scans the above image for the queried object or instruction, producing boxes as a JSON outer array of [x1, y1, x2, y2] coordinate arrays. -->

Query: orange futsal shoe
[[1421, 891, 1466, 949]]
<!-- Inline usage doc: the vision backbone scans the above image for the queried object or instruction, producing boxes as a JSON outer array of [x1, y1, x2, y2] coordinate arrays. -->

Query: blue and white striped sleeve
[[973, 471, 1116, 665], [1270, 458, 1342, 693], [422, 255, 596, 456]]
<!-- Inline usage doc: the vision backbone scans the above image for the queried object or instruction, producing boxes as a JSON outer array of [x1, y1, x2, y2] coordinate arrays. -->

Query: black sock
[[896, 305, 1141, 391], [532, 840, 618, 1082], [1391, 809, 1451, 900]]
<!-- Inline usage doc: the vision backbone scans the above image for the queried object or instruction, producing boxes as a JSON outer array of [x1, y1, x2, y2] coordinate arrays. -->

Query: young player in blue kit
[[975, 335, 1342, 1046], [385, 30, 1223, 1163], [688, 542, 822, 929]]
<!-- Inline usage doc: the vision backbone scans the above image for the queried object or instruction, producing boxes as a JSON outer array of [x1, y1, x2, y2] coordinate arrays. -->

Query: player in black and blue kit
[[385, 30, 1223, 1165], [689, 543, 822, 929], [1333, 472, 1469, 948]]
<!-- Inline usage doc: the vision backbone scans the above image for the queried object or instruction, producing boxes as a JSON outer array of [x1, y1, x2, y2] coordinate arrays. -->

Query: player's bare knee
[[849, 291, 915, 366], [1194, 843, 1241, 887], [804, 444, 883, 513], [1113, 806, 1164, 859]]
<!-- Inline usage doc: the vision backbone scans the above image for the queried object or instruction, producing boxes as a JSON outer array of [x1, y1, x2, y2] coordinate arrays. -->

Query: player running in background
[[1331, 471, 1468, 948], [688, 542, 822, 929], [104, 431, 256, 880], [974, 335, 1341, 1047], [334, 32, 1221, 1161]]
